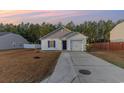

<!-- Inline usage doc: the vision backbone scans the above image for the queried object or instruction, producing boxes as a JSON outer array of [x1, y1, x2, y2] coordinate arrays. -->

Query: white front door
[[71, 40, 83, 51]]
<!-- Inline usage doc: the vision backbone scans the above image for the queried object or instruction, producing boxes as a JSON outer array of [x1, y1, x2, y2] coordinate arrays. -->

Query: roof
[[40, 26, 86, 39], [0, 32, 11, 36]]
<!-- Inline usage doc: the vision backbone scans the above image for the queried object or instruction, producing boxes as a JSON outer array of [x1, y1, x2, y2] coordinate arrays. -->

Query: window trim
[[48, 40, 56, 48]]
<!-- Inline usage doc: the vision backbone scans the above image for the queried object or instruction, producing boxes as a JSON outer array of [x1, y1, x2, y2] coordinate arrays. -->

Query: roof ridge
[[62, 27, 72, 32], [60, 32, 74, 38]]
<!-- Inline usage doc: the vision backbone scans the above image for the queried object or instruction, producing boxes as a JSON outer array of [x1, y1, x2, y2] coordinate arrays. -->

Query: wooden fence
[[91, 42, 124, 50]]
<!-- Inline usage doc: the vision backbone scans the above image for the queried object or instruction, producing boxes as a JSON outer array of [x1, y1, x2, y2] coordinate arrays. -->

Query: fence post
[[108, 42, 110, 51]]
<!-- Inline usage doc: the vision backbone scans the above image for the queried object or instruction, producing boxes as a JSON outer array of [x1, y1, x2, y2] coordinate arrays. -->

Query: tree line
[[0, 20, 124, 43]]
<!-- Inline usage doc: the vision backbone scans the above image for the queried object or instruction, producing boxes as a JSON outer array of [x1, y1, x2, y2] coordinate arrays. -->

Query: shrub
[[86, 44, 93, 52]]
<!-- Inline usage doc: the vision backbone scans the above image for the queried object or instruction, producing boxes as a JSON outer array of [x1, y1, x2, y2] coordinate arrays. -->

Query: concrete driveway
[[70, 52, 124, 83]]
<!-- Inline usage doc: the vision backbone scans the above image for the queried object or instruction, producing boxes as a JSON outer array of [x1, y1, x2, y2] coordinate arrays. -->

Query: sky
[[0, 10, 124, 25]]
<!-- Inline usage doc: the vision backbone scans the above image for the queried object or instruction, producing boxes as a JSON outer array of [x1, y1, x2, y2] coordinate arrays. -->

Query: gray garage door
[[71, 40, 83, 51]]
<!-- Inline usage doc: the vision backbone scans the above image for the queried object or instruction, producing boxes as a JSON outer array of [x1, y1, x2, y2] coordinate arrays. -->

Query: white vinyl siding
[[41, 39, 62, 50]]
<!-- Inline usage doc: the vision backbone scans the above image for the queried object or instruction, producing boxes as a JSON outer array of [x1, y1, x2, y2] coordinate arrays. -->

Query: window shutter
[[54, 41, 56, 48], [48, 41, 50, 48]]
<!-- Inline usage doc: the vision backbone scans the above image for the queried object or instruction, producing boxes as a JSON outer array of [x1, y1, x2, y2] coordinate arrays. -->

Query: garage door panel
[[71, 40, 83, 51]]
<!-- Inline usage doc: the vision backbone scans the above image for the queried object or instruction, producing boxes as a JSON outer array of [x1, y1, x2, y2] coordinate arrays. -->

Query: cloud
[[0, 10, 124, 24], [0, 10, 91, 24], [0, 10, 50, 18]]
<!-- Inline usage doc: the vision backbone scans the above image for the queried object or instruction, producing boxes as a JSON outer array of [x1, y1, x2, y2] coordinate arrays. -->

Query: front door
[[62, 40, 67, 50]]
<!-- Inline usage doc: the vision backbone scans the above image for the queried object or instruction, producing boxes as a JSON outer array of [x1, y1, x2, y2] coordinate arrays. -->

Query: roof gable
[[67, 33, 87, 40], [40, 26, 87, 40], [40, 26, 71, 39]]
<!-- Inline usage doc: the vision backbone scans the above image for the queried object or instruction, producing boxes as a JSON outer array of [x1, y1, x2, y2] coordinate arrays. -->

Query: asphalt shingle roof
[[40, 27, 78, 39]]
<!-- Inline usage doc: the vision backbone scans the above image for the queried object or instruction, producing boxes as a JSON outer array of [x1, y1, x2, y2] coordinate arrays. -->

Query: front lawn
[[0, 49, 61, 83], [90, 50, 124, 69]]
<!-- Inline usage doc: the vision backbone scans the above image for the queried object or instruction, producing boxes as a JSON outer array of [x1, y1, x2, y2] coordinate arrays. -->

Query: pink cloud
[[0, 10, 107, 24], [30, 10, 90, 18], [0, 10, 53, 18]]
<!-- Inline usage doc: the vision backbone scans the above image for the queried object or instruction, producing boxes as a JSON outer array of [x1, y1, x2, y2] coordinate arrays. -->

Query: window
[[48, 40, 55, 48]]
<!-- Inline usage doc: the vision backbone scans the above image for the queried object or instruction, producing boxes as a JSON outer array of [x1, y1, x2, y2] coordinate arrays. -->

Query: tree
[[55, 22, 63, 28], [0, 19, 120, 43], [66, 21, 76, 31]]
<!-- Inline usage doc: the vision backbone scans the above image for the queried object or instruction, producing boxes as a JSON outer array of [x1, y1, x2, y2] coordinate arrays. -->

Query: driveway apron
[[70, 52, 124, 83]]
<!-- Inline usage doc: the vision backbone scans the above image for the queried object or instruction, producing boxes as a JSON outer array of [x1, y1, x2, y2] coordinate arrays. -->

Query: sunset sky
[[0, 10, 124, 24]]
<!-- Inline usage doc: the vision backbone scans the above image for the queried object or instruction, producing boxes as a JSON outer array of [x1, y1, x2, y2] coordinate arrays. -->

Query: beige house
[[110, 22, 124, 42]]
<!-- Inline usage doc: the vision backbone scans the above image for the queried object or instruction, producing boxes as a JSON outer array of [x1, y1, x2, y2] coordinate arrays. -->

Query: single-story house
[[110, 22, 124, 42], [39, 27, 87, 51], [0, 32, 29, 50]]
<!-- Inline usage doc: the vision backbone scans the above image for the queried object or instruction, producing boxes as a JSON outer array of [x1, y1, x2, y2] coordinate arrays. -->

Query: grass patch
[[0, 49, 61, 83], [90, 50, 124, 69]]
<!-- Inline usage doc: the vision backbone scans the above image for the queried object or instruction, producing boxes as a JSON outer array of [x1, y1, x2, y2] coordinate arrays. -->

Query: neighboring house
[[110, 22, 124, 42], [0, 32, 29, 50], [39, 27, 87, 51]]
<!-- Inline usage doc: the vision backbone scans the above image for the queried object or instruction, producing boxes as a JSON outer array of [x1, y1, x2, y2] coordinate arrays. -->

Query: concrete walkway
[[41, 52, 76, 83], [70, 52, 124, 83]]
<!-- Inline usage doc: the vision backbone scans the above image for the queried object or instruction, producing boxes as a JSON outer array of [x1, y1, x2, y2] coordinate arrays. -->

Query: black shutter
[[48, 41, 50, 48], [54, 41, 56, 48]]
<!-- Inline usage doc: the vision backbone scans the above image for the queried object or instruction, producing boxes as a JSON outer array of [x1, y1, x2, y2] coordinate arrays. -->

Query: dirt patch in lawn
[[0, 49, 61, 83], [90, 50, 124, 69]]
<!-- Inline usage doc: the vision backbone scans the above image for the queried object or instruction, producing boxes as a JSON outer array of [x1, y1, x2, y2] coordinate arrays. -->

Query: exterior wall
[[83, 38, 87, 51], [0, 33, 28, 50], [110, 22, 124, 42], [41, 34, 87, 51], [41, 39, 62, 50]]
